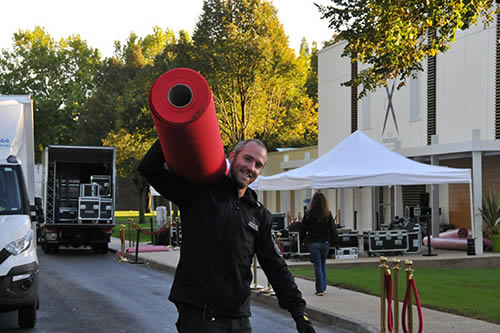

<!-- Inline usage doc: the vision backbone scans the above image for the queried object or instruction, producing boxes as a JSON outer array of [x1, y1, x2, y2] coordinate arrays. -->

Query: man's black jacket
[[138, 140, 306, 318]]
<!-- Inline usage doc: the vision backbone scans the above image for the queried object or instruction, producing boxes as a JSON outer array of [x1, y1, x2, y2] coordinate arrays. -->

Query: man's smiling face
[[228, 141, 267, 190]]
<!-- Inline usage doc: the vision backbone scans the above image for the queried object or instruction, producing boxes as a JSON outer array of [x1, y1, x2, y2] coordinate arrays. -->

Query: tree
[[317, 0, 496, 98], [102, 129, 155, 224], [0, 26, 102, 160], [193, 0, 318, 150], [82, 29, 193, 220]]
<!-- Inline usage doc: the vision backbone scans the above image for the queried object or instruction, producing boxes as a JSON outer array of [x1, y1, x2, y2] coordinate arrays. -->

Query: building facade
[[318, 13, 500, 254]]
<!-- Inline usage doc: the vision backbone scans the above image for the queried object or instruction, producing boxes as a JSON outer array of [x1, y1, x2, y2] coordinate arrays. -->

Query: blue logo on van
[[0, 138, 10, 147]]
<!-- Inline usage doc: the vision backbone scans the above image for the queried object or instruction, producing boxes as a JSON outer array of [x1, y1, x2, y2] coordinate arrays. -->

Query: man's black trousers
[[175, 304, 251, 333]]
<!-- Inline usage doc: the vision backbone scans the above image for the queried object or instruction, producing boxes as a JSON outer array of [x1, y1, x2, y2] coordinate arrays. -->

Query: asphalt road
[[0, 247, 350, 333]]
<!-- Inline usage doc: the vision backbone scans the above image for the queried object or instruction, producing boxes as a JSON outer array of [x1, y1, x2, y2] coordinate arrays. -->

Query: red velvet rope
[[402, 279, 424, 333], [131, 220, 173, 236], [385, 273, 394, 332]]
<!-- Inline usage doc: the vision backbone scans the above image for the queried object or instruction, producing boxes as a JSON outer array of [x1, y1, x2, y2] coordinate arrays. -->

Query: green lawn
[[289, 267, 500, 324], [113, 212, 157, 243]]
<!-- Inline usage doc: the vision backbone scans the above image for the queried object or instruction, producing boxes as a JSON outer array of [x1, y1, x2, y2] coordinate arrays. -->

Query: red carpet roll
[[439, 228, 469, 239], [148, 68, 227, 184]]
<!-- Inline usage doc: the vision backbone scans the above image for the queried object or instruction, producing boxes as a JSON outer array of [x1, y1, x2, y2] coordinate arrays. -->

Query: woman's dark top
[[300, 211, 339, 246]]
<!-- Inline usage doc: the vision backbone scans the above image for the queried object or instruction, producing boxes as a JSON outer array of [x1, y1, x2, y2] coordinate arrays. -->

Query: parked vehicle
[[0, 95, 41, 328], [40, 145, 116, 254]]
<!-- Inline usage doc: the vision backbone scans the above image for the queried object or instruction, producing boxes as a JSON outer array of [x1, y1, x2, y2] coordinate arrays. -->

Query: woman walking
[[300, 192, 339, 296]]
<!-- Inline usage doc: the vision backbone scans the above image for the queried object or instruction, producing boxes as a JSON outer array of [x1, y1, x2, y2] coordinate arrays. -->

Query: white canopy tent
[[253, 130, 471, 190], [251, 130, 479, 252]]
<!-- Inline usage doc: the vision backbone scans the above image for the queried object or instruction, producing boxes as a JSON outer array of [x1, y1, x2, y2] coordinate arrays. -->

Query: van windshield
[[0, 166, 24, 215]]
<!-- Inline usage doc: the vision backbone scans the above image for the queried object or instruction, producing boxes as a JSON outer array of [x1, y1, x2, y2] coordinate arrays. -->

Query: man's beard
[[230, 168, 247, 189]]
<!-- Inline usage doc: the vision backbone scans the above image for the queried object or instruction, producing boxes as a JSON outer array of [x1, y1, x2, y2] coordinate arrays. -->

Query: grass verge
[[289, 267, 500, 324]]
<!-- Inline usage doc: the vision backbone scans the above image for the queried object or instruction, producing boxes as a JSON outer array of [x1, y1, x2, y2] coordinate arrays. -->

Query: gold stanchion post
[[392, 258, 401, 333], [128, 218, 132, 247], [250, 255, 265, 290], [118, 224, 129, 263], [167, 216, 173, 249], [174, 215, 180, 250], [264, 281, 275, 296], [379, 256, 388, 333], [405, 260, 414, 333]]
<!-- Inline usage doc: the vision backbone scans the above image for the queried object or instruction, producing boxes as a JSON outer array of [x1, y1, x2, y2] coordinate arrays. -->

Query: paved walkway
[[109, 237, 500, 333]]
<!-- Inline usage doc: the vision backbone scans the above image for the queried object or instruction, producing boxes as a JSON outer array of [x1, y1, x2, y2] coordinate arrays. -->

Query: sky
[[0, 0, 333, 57]]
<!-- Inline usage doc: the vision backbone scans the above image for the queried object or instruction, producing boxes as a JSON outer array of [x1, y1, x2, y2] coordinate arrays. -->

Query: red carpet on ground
[[115, 245, 171, 256]]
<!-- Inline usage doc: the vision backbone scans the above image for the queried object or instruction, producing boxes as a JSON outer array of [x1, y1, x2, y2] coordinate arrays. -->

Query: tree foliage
[[193, 0, 317, 150], [317, 0, 496, 98], [0, 26, 102, 160]]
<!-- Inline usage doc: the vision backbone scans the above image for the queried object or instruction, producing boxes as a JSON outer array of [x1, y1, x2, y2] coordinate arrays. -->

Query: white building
[[318, 14, 500, 255]]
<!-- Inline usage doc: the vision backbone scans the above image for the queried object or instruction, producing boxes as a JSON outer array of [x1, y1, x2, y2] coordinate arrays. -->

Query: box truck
[[40, 145, 116, 254], [0, 95, 41, 328]]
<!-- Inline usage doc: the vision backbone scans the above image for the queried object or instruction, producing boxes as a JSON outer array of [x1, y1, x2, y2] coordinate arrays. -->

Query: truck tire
[[18, 302, 37, 328]]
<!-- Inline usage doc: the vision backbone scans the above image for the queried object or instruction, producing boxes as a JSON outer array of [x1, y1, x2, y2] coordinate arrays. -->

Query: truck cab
[[0, 157, 39, 328]]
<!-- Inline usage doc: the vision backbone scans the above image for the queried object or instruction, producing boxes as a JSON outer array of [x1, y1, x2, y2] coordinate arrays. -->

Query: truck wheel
[[52, 245, 59, 254], [101, 243, 109, 254], [18, 302, 37, 328]]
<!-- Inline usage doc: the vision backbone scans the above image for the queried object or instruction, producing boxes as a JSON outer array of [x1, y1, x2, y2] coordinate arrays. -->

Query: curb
[[250, 292, 378, 333]]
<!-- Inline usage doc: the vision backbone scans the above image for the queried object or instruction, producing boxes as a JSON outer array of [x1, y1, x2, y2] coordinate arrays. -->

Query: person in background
[[300, 192, 339, 296], [139, 138, 316, 333]]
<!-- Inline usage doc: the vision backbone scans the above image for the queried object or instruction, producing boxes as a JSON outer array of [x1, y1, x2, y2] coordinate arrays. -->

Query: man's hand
[[294, 314, 316, 333]]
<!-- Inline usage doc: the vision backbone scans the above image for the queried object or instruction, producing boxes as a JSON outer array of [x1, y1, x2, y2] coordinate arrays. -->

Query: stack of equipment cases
[[335, 231, 360, 259], [91, 175, 113, 221], [78, 175, 113, 222], [405, 224, 422, 254], [367, 230, 409, 256]]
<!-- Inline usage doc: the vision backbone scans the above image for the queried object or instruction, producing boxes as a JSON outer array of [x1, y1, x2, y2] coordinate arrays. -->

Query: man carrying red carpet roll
[[139, 137, 315, 332], [141, 67, 314, 332]]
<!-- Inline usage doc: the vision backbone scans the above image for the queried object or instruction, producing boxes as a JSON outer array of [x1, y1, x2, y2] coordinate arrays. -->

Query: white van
[[0, 96, 40, 328]]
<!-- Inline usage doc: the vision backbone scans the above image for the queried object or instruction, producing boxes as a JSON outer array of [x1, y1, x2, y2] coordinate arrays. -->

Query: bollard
[[392, 259, 401, 333], [379, 257, 388, 333], [167, 217, 173, 248], [128, 218, 132, 247], [129, 225, 144, 264], [118, 224, 128, 263], [250, 255, 265, 290], [405, 260, 414, 333]]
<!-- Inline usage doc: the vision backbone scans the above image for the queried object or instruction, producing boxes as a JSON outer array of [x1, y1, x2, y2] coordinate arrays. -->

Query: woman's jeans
[[308, 241, 330, 293]]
